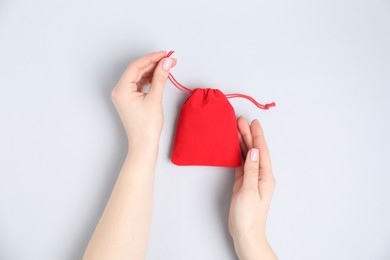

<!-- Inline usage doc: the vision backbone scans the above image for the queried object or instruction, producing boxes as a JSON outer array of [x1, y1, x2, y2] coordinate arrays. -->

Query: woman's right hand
[[111, 51, 176, 151], [228, 116, 277, 260]]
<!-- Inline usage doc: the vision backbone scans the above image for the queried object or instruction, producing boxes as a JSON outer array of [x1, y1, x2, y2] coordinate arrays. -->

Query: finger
[[141, 58, 177, 77], [242, 148, 260, 191], [117, 51, 167, 92], [233, 132, 245, 191], [234, 128, 246, 192], [250, 119, 275, 200], [237, 116, 253, 151], [137, 58, 177, 92], [147, 55, 175, 100], [237, 122, 248, 158], [250, 119, 272, 175]]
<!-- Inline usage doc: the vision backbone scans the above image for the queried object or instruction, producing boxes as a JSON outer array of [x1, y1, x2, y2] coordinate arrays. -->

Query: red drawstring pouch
[[166, 51, 275, 167]]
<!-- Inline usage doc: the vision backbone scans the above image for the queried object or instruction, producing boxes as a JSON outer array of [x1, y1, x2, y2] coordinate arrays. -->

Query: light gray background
[[0, 0, 389, 259]]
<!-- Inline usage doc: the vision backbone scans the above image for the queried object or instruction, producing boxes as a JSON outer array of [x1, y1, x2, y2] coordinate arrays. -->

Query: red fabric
[[171, 88, 242, 167], [166, 50, 275, 168]]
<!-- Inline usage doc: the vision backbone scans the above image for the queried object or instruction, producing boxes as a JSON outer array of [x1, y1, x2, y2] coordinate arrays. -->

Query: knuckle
[[127, 61, 137, 70], [242, 132, 252, 142], [154, 72, 167, 84], [110, 89, 118, 100], [261, 176, 276, 191], [252, 131, 264, 139], [244, 168, 259, 177], [269, 176, 276, 187], [110, 86, 122, 102], [260, 146, 270, 155]]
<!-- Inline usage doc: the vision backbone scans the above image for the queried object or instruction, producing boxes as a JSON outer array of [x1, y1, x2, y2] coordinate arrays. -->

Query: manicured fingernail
[[250, 148, 259, 161], [162, 58, 172, 71]]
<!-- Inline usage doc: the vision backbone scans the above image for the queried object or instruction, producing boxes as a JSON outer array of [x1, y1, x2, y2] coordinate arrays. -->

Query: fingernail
[[250, 148, 259, 161], [162, 58, 172, 71]]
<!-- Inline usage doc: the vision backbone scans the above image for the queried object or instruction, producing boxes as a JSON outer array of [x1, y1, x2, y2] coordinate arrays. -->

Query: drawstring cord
[[165, 50, 276, 110]]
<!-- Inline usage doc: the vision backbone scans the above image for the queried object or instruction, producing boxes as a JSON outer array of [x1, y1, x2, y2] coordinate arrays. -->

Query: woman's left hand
[[111, 50, 177, 150], [228, 117, 277, 259]]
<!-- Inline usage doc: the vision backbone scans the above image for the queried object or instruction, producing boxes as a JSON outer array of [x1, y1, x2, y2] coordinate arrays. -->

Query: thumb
[[242, 148, 260, 191], [148, 56, 175, 99]]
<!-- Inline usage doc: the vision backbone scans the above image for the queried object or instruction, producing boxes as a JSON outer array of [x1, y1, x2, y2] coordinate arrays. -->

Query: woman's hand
[[229, 116, 277, 260], [111, 50, 177, 150], [83, 51, 176, 260]]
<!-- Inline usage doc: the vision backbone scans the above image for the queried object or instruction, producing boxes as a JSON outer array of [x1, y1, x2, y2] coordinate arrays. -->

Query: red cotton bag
[[165, 51, 275, 168]]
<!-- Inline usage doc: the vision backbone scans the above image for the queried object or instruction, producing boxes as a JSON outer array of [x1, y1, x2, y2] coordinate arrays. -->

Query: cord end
[[264, 102, 276, 109], [166, 50, 175, 57]]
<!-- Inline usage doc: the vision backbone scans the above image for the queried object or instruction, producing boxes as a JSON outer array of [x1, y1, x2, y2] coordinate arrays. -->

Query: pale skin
[[83, 51, 277, 260]]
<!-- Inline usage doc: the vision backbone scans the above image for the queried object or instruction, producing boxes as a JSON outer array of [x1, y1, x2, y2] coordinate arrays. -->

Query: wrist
[[127, 134, 160, 152], [123, 143, 159, 180], [127, 143, 159, 161], [233, 234, 275, 260]]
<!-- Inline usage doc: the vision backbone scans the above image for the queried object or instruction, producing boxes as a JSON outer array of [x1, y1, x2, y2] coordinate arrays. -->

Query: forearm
[[83, 144, 158, 260], [233, 235, 277, 260]]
